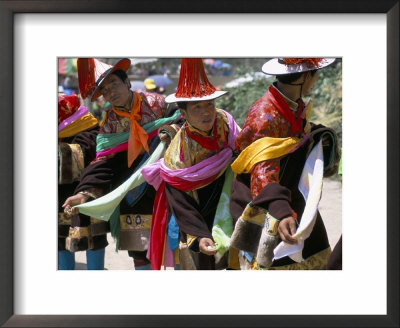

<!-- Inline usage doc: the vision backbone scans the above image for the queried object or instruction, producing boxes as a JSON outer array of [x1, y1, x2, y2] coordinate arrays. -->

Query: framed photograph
[[1, 1, 398, 327]]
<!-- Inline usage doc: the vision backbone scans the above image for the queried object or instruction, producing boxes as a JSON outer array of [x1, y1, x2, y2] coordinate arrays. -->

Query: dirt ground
[[75, 178, 342, 270]]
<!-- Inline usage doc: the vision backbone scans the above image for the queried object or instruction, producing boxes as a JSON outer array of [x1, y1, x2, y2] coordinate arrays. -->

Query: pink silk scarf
[[58, 105, 88, 132]]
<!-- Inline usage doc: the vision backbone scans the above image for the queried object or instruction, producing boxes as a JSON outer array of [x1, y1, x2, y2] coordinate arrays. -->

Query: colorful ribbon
[[58, 106, 98, 139], [112, 92, 149, 167], [95, 109, 181, 157], [231, 134, 310, 174]]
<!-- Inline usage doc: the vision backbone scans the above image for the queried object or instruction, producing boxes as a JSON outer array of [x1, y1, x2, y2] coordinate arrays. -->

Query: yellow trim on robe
[[186, 234, 198, 248], [254, 247, 332, 270], [228, 247, 240, 270], [174, 248, 180, 265], [69, 143, 85, 181], [99, 111, 108, 127], [241, 204, 268, 226]]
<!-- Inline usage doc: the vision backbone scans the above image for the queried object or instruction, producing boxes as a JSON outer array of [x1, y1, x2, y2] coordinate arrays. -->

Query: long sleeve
[[58, 125, 99, 185], [75, 149, 140, 196], [165, 174, 226, 241], [235, 92, 292, 200], [230, 173, 293, 222], [165, 184, 213, 240]]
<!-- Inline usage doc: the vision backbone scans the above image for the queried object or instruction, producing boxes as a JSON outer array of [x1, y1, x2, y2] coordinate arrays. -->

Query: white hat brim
[[262, 58, 336, 75], [165, 90, 228, 104]]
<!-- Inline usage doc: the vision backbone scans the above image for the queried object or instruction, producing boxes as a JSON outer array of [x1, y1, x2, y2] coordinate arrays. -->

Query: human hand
[[199, 237, 217, 255], [159, 132, 171, 145], [278, 216, 298, 245], [62, 193, 88, 215]]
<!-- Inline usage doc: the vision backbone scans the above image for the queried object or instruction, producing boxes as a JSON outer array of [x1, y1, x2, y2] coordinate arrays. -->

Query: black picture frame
[[1, 1, 398, 327]]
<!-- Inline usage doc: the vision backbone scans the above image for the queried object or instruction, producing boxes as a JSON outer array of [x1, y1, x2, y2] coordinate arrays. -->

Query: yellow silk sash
[[231, 136, 301, 174], [58, 113, 98, 139]]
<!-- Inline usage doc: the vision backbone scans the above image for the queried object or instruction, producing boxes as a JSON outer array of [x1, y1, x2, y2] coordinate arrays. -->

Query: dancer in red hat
[[63, 58, 181, 270], [229, 58, 341, 270], [142, 58, 240, 270]]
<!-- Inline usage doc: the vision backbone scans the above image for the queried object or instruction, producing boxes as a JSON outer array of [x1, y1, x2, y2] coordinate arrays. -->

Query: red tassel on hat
[[282, 58, 323, 68], [77, 58, 96, 99], [175, 58, 216, 98]]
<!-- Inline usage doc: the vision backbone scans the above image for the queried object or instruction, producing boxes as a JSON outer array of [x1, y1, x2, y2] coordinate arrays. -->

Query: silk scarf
[[273, 140, 324, 262], [112, 92, 149, 167], [58, 106, 98, 139], [94, 109, 181, 157], [74, 111, 181, 240], [74, 141, 166, 221], [231, 134, 310, 174]]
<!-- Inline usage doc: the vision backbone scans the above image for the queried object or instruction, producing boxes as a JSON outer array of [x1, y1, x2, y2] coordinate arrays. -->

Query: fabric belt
[[118, 214, 152, 251]]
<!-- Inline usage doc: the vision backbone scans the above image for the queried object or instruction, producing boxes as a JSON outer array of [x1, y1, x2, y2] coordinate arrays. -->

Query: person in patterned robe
[[63, 58, 181, 269], [142, 58, 240, 270], [230, 58, 340, 270], [58, 93, 101, 270]]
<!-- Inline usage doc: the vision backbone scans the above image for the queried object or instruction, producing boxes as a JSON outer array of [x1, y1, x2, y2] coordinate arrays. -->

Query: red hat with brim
[[91, 58, 130, 101], [77, 58, 131, 102], [165, 58, 228, 104]]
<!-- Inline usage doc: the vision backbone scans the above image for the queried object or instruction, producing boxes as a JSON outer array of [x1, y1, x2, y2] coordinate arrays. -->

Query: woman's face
[[99, 73, 131, 108], [181, 100, 217, 134]]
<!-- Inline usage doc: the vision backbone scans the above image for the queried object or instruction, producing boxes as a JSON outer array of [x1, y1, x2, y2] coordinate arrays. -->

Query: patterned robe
[[231, 84, 339, 269]]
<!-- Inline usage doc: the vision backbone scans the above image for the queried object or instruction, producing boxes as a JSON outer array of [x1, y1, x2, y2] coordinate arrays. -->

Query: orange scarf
[[112, 92, 149, 167]]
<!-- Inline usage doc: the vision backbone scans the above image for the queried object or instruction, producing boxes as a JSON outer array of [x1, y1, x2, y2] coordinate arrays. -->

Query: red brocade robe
[[231, 84, 340, 269]]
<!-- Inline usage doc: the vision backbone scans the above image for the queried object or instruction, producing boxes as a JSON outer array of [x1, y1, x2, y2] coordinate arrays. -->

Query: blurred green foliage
[[215, 65, 273, 127], [216, 59, 342, 148], [308, 59, 342, 145]]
